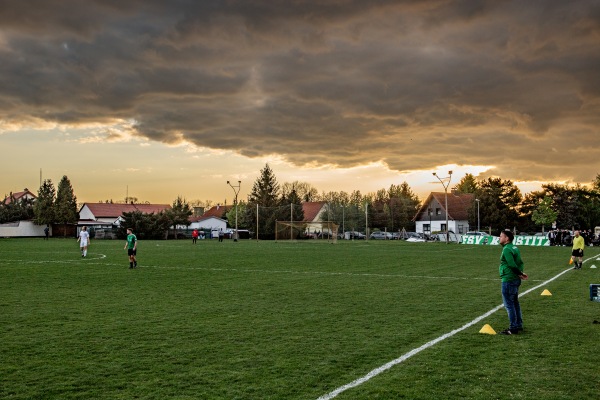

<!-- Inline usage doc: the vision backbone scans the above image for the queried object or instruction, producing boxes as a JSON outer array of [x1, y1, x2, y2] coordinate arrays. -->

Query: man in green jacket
[[499, 230, 528, 335], [571, 230, 585, 269]]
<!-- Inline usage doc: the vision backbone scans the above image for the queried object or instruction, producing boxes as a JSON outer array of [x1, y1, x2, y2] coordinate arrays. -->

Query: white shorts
[[80, 240, 88, 247]]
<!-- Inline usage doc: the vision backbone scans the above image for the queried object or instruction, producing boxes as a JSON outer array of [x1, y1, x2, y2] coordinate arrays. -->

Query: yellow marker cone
[[541, 289, 552, 296], [479, 324, 496, 335], [569, 258, 574, 265]]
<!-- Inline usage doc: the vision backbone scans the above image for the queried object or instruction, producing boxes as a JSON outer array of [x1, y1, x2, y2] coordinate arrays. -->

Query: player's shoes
[[499, 328, 518, 335]]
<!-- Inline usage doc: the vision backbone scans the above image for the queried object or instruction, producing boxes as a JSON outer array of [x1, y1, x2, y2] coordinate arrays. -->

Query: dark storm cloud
[[1, 0, 599, 183]]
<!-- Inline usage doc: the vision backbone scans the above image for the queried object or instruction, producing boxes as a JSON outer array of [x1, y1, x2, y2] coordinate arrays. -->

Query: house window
[[436, 208, 441, 215], [441, 223, 447, 232], [424, 224, 431, 233]]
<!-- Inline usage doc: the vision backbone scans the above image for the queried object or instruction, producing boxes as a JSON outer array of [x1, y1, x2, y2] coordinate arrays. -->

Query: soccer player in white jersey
[[77, 226, 90, 258]]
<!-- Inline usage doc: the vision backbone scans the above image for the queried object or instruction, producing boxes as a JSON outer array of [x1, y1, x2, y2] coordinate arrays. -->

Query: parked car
[[344, 231, 366, 240], [402, 232, 423, 240], [465, 231, 489, 236], [370, 231, 392, 240]]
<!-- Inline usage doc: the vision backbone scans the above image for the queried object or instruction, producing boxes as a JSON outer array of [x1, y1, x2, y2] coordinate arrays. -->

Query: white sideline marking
[[316, 264, 576, 399], [0, 253, 107, 264]]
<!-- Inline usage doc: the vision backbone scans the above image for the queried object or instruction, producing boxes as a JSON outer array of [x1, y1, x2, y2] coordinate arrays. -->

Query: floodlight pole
[[227, 180, 241, 242], [342, 205, 345, 235], [432, 170, 453, 244], [476, 198, 480, 233]]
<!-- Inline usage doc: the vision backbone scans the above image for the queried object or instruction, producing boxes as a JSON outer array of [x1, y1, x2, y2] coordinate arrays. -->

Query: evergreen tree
[[0, 194, 34, 223], [245, 164, 281, 239], [34, 179, 56, 226], [593, 173, 600, 192], [167, 196, 193, 239], [453, 173, 479, 194], [55, 175, 79, 237], [281, 189, 304, 223]]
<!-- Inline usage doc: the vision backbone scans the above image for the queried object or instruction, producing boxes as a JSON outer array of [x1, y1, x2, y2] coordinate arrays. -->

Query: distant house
[[185, 204, 233, 235], [301, 201, 331, 235], [302, 201, 327, 223], [78, 203, 171, 228], [188, 216, 227, 235], [3, 188, 37, 204], [413, 192, 474, 236], [200, 204, 233, 220]]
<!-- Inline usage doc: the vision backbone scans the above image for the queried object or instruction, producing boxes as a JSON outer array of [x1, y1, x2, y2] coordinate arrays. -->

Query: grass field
[[1, 238, 599, 399]]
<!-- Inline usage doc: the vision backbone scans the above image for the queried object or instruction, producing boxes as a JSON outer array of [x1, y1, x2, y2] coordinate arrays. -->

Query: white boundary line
[[316, 263, 578, 400], [0, 258, 551, 282]]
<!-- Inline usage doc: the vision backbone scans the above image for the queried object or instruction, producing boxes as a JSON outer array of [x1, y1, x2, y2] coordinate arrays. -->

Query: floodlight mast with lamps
[[432, 170, 453, 244], [475, 198, 480, 233], [226, 180, 241, 242]]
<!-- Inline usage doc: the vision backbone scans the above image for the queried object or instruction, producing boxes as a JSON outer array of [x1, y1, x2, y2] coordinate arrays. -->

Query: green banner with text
[[461, 235, 549, 246]]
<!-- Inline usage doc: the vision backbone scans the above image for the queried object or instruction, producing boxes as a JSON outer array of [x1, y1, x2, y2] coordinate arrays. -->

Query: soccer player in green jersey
[[124, 228, 138, 269]]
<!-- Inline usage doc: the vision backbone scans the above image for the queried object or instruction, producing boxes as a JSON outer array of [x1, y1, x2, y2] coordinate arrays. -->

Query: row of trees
[[214, 164, 420, 239], [5, 167, 600, 239], [222, 166, 600, 238], [0, 176, 80, 235], [455, 174, 600, 234], [0, 195, 34, 223], [117, 196, 193, 239]]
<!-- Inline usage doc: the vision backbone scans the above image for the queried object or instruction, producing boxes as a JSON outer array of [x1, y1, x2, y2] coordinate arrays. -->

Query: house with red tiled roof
[[413, 192, 474, 236], [78, 202, 171, 227], [3, 188, 37, 205], [200, 204, 233, 219], [302, 201, 327, 223], [300, 201, 333, 237], [190, 204, 239, 238]]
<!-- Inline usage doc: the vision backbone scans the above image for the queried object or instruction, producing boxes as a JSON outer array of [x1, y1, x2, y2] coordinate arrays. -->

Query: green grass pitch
[[1, 238, 599, 399]]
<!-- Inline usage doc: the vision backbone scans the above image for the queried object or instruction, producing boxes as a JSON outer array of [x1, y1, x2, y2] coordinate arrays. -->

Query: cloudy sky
[[1, 0, 599, 204]]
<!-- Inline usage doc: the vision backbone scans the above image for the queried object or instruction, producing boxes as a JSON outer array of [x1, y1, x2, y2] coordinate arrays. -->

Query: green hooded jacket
[[499, 242, 524, 282]]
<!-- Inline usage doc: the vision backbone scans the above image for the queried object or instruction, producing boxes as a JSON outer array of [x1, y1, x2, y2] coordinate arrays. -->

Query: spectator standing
[[498, 229, 528, 335]]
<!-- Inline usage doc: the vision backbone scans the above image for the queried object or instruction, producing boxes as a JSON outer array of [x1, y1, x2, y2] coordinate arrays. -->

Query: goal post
[[275, 221, 339, 243]]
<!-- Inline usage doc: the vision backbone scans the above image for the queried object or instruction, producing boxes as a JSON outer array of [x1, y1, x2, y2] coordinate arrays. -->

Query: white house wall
[[0, 221, 48, 237], [416, 220, 470, 234], [189, 217, 226, 231], [78, 205, 95, 220]]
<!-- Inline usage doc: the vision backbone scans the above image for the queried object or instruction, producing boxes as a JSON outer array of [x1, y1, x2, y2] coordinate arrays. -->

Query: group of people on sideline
[[547, 229, 599, 246]]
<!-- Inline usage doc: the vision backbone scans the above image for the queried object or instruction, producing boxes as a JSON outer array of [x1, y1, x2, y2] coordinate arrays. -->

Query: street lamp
[[475, 198, 480, 233], [432, 170, 453, 244], [428, 207, 432, 238], [226, 180, 241, 242]]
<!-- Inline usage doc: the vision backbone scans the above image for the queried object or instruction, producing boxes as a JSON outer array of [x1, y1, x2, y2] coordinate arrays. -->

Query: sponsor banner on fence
[[461, 235, 549, 246]]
